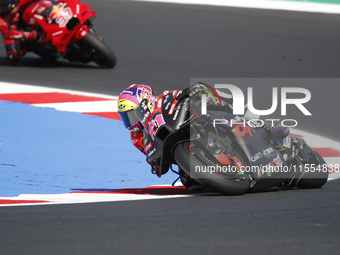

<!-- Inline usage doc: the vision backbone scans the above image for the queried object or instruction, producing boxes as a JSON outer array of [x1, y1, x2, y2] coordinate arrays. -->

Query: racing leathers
[[0, 0, 38, 64]]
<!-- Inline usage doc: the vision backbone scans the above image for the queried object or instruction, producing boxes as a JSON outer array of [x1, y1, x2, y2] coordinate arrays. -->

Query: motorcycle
[[20, 0, 116, 68], [142, 85, 328, 195]]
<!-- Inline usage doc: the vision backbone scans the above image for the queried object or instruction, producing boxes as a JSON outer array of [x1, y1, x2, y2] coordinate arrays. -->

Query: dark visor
[[120, 109, 139, 128]]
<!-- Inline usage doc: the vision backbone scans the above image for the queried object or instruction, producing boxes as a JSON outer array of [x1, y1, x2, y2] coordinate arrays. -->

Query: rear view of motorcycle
[[143, 84, 328, 195], [22, 0, 116, 68]]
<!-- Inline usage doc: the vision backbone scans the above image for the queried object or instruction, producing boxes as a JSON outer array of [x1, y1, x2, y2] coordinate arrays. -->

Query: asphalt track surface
[[1, 0, 340, 254]]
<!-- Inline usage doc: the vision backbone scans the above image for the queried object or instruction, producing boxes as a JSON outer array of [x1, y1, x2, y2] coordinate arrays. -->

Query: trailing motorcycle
[[20, 0, 116, 68], [142, 85, 328, 195]]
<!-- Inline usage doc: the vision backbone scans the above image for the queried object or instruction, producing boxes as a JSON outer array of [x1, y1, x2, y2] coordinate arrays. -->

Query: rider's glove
[[22, 31, 39, 41], [263, 121, 290, 139], [176, 83, 205, 101]]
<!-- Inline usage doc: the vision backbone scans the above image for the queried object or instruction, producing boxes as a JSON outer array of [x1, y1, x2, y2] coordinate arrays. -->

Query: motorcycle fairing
[[231, 126, 289, 189], [144, 97, 192, 176], [22, 0, 96, 52]]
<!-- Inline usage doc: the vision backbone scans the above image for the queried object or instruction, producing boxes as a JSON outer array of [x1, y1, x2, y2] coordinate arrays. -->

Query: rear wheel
[[173, 142, 250, 195], [296, 145, 329, 189]]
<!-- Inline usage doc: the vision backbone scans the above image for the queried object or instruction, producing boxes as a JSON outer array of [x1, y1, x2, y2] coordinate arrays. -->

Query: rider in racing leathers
[[117, 83, 290, 191], [0, 0, 39, 64]]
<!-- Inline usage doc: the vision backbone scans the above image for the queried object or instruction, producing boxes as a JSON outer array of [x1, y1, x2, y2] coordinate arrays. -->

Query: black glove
[[176, 83, 205, 101]]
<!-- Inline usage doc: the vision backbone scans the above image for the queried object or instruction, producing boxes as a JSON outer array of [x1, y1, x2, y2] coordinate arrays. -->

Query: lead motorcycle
[[20, 0, 116, 68], [141, 85, 328, 195]]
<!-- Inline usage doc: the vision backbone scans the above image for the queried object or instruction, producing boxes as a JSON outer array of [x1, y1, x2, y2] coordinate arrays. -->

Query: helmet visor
[[119, 109, 139, 129]]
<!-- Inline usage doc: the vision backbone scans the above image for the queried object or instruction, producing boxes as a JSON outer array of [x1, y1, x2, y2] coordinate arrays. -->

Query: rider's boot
[[179, 169, 205, 191]]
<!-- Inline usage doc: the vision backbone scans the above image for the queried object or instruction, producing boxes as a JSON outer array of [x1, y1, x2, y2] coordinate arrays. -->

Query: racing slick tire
[[80, 31, 116, 68]]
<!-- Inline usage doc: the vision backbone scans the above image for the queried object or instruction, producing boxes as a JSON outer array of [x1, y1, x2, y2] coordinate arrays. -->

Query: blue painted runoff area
[[0, 100, 178, 197]]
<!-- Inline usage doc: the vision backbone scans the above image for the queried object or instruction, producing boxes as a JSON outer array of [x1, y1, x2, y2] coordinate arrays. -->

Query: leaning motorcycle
[[141, 86, 328, 195], [20, 0, 116, 68]]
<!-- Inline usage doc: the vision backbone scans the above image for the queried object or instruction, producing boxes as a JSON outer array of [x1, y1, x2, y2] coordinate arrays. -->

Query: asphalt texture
[[1, 0, 340, 254], [1, 180, 340, 255]]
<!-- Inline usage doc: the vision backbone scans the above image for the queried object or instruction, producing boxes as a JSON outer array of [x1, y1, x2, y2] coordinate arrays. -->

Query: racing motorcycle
[[20, 0, 116, 68], [142, 85, 328, 195]]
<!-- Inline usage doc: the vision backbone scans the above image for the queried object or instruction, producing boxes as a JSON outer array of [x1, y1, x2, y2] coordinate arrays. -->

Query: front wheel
[[76, 31, 116, 68], [173, 142, 250, 195]]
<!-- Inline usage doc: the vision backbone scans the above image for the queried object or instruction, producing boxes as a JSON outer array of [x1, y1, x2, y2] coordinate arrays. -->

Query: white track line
[[0, 82, 118, 99], [0, 193, 193, 207], [32, 101, 118, 113], [135, 0, 340, 14]]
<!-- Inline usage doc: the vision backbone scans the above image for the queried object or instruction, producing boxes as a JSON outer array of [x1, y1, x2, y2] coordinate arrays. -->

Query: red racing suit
[[0, 0, 38, 64]]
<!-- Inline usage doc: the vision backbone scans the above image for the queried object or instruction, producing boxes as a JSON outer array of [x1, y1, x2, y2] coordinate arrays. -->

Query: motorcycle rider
[[0, 0, 39, 64], [117, 83, 289, 190]]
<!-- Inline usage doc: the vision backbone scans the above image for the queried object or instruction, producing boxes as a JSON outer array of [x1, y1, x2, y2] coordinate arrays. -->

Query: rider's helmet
[[0, 0, 19, 17], [118, 84, 156, 132]]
